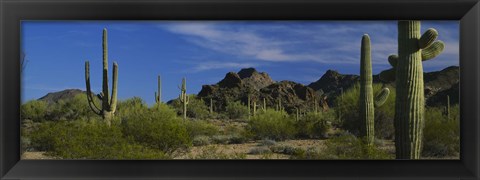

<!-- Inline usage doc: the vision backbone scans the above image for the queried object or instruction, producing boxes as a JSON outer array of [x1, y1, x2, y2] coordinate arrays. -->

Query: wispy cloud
[[188, 61, 259, 73], [160, 22, 355, 64], [160, 21, 459, 68]]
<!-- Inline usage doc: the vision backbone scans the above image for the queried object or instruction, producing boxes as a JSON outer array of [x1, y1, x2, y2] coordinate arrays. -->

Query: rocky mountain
[[307, 70, 359, 96], [306, 66, 459, 107], [38, 89, 87, 104], [198, 68, 327, 113], [424, 66, 459, 99]]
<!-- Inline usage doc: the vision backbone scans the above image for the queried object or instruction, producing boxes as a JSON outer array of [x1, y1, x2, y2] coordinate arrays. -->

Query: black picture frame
[[1, 0, 479, 179]]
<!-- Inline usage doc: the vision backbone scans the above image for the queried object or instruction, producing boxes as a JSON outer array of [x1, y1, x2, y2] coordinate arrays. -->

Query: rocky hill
[[198, 68, 328, 113], [38, 89, 86, 104], [306, 66, 459, 106]]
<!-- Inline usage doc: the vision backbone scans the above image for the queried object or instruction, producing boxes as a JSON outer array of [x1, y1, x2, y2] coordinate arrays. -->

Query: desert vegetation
[[21, 21, 460, 160]]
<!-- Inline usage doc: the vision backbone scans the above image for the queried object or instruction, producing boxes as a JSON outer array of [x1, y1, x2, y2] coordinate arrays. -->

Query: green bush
[[28, 119, 168, 159], [48, 94, 99, 121], [335, 83, 396, 139], [185, 120, 220, 139], [116, 96, 148, 117], [121, 103, 191, 153], [295, 112, 331, 139], [247, 109, 296, 141], [170, 94, 210, 119], [225, 101, 249, 120], [21, 100, 48, 122], [422, 105, 460, 158]]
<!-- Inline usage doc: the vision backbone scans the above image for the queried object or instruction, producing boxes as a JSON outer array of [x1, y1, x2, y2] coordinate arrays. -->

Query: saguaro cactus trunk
[[359, 34, 375, 145], [155, 75, 161, 106], [380, 21, 444, 159], [85, 28, 118, 126], [359, 34, 390, 145], [210, 98, 213, 114], [179, 78, 189, 120]]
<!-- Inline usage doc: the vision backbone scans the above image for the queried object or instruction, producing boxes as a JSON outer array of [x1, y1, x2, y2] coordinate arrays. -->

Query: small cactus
[[276, 98, 283, 112], [296, 107, 299, 121], [179, 77, 189, 120], [85, 28, 118, 126], [444, 95, 450, 120], [263, 98, 267, 112], [248, 95, 251, 119], [253, 100, 257, 117]]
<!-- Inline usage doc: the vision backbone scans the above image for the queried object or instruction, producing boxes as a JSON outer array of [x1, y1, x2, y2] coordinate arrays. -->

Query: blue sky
[[21, 21, 459, 105]]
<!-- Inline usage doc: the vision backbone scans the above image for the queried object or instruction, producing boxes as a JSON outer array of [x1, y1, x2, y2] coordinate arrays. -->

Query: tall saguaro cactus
[[85, 28, 118, 126], [359, 34, 376, 145], [155, 75, 161, 106], [179, 77, 189, 120], [359, 34, 390, 145], [380, 21, 445, 159]]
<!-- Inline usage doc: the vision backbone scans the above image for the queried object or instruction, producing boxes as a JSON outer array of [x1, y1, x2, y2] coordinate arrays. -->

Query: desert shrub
[[295, 112, 331, 139], [322, 133, 392, 159], [185, 120, 220, 139], [248, 146, 272, 154], [335, 83, 396, 139], [190, 145, 247, 159], [291, 133, 393, 159], [270, 145, 303, 155], [21, 100, 48, 122], [422, 105, 460, 158], [28, 119, 168, 159], [170, 94, 210, 119], [225, 101, 249, 120], [222, 124, 250, 143], [193, 135, 211, 146], [121, 103, 191, 153], [247, 109, 296, 141], [211, 135, 230, 144], [47, 94, 98, 121], [228, 134, 248, 144], [259, 139, 277, 146]]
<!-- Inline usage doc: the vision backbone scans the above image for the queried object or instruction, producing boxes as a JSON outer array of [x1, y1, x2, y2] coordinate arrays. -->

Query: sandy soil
[[21, 151, 57, 160], [173, 139, 327, 159]]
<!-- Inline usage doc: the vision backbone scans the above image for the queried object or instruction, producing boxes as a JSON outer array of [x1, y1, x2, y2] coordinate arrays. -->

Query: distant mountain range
[[38, 66, 459, 112]]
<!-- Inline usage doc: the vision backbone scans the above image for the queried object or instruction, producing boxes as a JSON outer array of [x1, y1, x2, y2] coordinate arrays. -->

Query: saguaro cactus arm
[[85, 61, 102, 115], [419, 28, 438, 49], [388, 55, 398, 67], [421, 41, 445, 61], [374, 88, 390, 107], [109, 62, 118, 113]]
